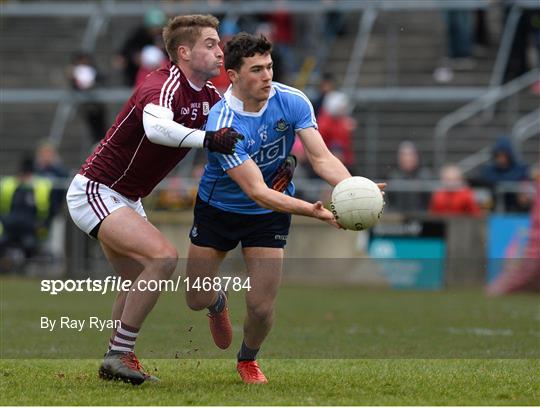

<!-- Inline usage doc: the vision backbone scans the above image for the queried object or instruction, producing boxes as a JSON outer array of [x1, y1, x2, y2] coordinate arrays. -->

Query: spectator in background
[[387, 141, 432, 213], [135, 45, 167, 87], [34, 141, 69, 180], [429, 163, 481, 217], [500, 2, 540, 82], [474, 8, 491, 51], [114, 8, 166, 86], [317, 91, 355, 171], [445, 9, 474, 63], [474, 137, 529, 212], [68, 52, 107, 144], [33, 141, 69, 220], [268, 4, 296, 79], [434, 8, 474, 83], [0, 156, 53, 271], [324, 7, 347, 40], [312, 72, 336, 116]]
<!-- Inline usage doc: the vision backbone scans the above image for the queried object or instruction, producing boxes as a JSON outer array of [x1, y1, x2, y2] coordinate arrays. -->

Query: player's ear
[[226, 69, 238, 83], [177, 45, 190, 62]]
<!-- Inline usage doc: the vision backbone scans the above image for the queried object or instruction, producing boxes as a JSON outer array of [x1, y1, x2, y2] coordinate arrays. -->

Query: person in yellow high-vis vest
[[0, 157, 53, 260]]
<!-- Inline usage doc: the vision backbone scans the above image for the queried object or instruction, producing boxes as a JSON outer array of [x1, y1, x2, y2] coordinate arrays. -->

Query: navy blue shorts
[[190, 195, 291, 251]]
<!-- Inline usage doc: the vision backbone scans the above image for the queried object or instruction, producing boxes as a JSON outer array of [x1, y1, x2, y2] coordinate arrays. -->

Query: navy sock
[[237, 340, 259, 362], [208, 291, 225, 314]]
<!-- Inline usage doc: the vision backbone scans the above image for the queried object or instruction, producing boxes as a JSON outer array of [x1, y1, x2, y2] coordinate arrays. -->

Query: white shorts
[[66, 174, 146, 236]]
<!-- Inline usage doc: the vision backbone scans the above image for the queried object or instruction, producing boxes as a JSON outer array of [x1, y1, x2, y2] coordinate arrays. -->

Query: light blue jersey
[[198, 82, 317, 214]]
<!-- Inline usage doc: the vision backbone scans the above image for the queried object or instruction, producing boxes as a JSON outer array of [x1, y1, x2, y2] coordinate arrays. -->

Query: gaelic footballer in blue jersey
[[184, 32, 386, 384], [197, 80, 317, 213]]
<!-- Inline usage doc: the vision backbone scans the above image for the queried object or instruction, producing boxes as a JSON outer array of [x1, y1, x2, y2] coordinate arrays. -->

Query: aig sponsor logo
[[252, 136, 286, 167]]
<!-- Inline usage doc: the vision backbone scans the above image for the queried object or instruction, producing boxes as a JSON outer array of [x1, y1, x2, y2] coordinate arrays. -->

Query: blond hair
[[162, 14, 219, 63]]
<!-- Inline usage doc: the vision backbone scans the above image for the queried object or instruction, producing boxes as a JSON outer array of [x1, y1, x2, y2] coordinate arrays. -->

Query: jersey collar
[[187, 78, 203, 92], [170, 62, 204, 92], [224, 84, 276, 117]]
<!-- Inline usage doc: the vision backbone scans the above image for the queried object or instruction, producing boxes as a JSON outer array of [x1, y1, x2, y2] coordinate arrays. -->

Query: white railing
[[342, 6, 378, 92], [457, 107, 540, 175], [434, 69, 540, 166], [512, 107, 540, 157], [2, 0, 539, 153]]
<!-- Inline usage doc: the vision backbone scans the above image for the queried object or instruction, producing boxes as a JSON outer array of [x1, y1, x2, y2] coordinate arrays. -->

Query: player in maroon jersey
[[66, 15, 243, 385]]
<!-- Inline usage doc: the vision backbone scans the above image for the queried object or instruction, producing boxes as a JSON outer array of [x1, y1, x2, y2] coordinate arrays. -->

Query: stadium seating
[[0, 7, 538, 178]]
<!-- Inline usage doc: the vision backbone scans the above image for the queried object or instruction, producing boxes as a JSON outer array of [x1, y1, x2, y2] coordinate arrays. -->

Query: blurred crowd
[[107, 6, 347, 90], [0, 143, 68, 272], [434, 1, 540, 88], [59, 4, 539, 214], [384, 137, 537, 215], [3, 2, 539, 286]]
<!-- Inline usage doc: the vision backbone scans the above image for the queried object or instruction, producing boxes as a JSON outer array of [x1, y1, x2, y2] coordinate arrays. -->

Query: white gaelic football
[[330, 176, 384, 231]]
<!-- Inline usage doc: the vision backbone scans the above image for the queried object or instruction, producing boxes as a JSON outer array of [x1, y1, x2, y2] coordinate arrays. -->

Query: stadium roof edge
[[2, 0, 538, 17]]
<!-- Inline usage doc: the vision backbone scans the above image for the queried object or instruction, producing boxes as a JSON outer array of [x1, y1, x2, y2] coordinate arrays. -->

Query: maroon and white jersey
[[80, 62, 221, 199]]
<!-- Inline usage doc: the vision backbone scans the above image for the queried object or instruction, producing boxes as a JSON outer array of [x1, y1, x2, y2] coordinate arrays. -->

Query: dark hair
[[163, 14, 219, 63], [224, 32, 272, 71]]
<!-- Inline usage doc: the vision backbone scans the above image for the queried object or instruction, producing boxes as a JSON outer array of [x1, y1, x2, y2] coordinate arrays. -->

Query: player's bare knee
[[153, 244, 178, 279], [247, 303, 274, 323]]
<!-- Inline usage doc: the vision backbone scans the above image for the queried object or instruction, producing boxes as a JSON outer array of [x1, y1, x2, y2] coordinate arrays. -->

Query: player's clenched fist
[[204, 127, 244, 154], [271, 155, 297, 192]]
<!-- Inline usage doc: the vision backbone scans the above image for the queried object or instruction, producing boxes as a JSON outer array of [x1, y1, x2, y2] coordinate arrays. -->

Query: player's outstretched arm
[[227, 159, 340, 228], [298, 127, 387, 193], [297, 127, 351, 186], [142, 103, 243, 153]]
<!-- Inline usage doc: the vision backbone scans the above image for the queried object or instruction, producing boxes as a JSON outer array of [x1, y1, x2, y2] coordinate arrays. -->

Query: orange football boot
[[237, 360, 268, 384], [207, 292, 232, 349]]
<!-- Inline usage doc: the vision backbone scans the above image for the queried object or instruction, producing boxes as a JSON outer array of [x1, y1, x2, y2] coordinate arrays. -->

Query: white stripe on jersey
[[163, 68, 180, 109], [233, 153, 242, 165], [273, 82, 317, 127], [205, 81, 222, 98], [82, 105, 137, 175], [216, 103, 230, 129], [215, 103, 242, 169], [160, 66, 180, 108], [222, 152, 235, 169], [226, 109, 235, 128], [167, 78, 182, 109], [159, 66, 177, 107], [224, 151, 241, 167], [222, 104, 235, 129], [216, 105, 225, 129]]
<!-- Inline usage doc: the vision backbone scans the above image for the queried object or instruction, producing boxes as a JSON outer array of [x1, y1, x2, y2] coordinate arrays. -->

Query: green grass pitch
[[1, 277, 539, 405]]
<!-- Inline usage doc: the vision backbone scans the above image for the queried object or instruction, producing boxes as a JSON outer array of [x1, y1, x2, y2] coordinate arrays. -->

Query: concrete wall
[[65, 209, 486, 287], [148, 211, 487, 288]]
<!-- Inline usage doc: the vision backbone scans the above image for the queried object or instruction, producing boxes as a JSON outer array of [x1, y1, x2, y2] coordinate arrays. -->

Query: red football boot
[[207, 292, 232, 349], [237, 360, 268, 384]]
